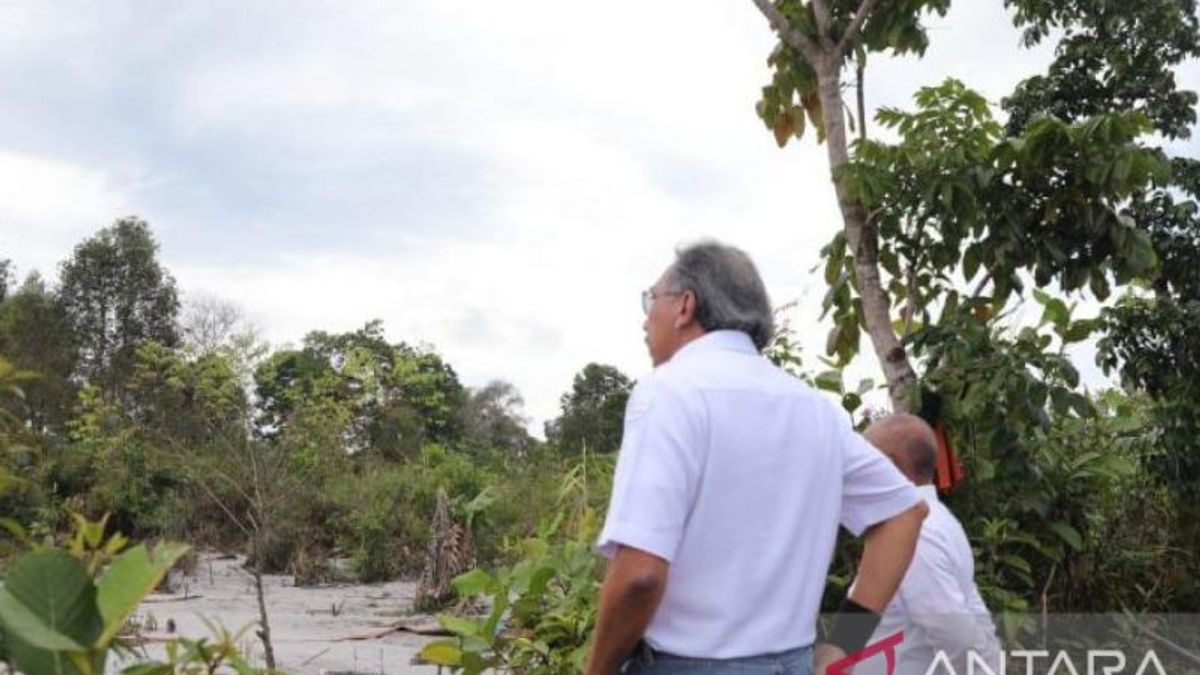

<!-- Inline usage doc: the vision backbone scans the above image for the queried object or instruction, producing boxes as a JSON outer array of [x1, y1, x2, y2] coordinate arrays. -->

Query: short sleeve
[[596, 378, 700, 562], [838, 420, 921, 536]]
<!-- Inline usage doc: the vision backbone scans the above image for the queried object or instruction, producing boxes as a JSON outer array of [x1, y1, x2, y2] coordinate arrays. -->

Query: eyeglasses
[[641, 288, 684, 315]]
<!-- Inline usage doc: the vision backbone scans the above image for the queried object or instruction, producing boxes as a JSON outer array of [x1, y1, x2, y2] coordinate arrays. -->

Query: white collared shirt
[[597, 330, 921, 659], [856, 485, 1003, 675]]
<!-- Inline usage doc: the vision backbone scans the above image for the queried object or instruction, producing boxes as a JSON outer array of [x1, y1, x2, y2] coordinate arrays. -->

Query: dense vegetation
[[0, 218, 634, 588]]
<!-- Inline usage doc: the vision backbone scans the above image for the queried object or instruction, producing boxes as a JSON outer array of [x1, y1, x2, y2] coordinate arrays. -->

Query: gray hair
[[666, 240, 774, 351]]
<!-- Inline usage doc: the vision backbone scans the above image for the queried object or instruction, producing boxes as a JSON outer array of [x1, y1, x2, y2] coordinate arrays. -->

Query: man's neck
[[663, 328, 708, 363]]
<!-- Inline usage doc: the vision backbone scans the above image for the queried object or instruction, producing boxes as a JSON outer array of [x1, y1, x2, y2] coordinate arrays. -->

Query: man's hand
[[814, 643, 848, 675], [584, 546, 669, 675]]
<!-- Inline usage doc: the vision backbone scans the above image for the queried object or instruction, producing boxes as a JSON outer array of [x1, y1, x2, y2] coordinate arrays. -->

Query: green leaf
[[1040, 297, 1070, 329], [451, 569, 495, 597], [1061, 320, 1095, 344], [120, 663, 174, 675], [437, 613, 483, 639], [856, 378, 874, 396], [814, 370, 843, 394], [0, 589, 87, 652], [0, 517, 32, 547], [0, 549, 103, 675], [963, 244, 982, 281], [94, 543, 190, 648], [1068, 393, 1095, 419], [939, 291, 960, 324], [1046, 521, 1083, 552], [824, 252, 842, 286], [418, 639, 463, 667]]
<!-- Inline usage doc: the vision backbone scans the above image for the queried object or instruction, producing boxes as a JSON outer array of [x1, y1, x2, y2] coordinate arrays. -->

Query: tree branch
[[836, 0, 881, 58], [856, 60, 867, 142], [749, 0, 822, 63], [971, 271, 993, 299], [191, 475, 252, 538], [903, 261, 918, 338], [812, 0, 833, 46]]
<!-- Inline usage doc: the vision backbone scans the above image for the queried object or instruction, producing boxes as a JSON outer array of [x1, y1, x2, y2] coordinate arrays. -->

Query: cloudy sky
[[1, 2, 1197, 433]]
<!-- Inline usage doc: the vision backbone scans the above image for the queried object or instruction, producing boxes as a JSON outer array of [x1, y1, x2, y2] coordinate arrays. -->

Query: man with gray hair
[[585, 240, 929, 675], [852, 414, 1002, 675]]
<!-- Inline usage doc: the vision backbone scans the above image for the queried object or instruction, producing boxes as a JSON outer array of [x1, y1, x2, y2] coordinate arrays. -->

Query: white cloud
[[0, 0, 1174, 433], [0, 151, 136, 277]]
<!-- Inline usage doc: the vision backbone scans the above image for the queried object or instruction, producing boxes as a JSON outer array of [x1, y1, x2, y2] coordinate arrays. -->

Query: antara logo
[[825, 632, 1169, 675], [923, 650, 1168, 675]]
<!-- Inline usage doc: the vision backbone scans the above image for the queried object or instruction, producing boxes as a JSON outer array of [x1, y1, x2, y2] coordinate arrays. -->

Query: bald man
[[852, 414, 1002, 675]]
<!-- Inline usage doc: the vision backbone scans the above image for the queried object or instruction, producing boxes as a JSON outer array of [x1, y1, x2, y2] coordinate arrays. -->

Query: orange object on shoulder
[[933, 423, 965, 493]]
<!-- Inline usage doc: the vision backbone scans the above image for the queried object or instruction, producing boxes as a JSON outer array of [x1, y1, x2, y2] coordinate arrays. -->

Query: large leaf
[[814, 370, 843, 394], [94, 543, 190, 648], [451, 568, 495, 597], [0, 549, 103, 675], [1046, 521, 1083, 552], [437, 613, 483, 639], [0, 590, 86, 652], [418, 639, 463, 667]]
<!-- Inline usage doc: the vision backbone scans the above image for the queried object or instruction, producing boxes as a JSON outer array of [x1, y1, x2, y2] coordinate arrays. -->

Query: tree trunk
[[815, 61, 918, 412], [251, 536, 277, 671]]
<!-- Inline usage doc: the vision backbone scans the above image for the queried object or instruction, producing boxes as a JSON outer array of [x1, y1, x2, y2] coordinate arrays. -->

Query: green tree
[[745, 0, 1200, 612], [0, 273, 77, 433], [749, 0, 952, 410], [997, 0, 1200, 592], [389, 342, 467, 444], [546, 363, 631, 454], [127, 342, 249, 447], [57, 217, 180, 404], [0, 259, 12, 303], [253, 321, 466, 459], [747, 0, 1179, 413], [1002, 0, 1199, 141]]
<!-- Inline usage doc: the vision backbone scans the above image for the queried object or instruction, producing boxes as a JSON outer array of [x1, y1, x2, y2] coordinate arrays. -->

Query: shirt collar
[[916, 484, 940, 503], [669, 330, 759, 363]]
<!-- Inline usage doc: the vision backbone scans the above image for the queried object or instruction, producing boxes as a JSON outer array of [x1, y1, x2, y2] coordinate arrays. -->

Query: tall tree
[[461, 379, 535, 454], [999, 0, 1200, 554], [0, 273, 78, 433], [0, 259, 12, 303], [747, 0, 1183, 415], [128, 342, 249, 447], [253, 321, 466, 458], [744, 2, 1198, 612], [749, 0, 951, 410], [57, 217, 179, 403], [546, 363, 632, 454], [180, 293, 244, 356]]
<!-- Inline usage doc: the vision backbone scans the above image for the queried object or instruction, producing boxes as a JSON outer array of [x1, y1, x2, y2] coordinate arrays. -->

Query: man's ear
[[674, 290, 697, 329]]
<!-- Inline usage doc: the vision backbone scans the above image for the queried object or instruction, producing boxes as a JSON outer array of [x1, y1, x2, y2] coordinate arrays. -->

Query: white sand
[[118, 553, 445, 674]]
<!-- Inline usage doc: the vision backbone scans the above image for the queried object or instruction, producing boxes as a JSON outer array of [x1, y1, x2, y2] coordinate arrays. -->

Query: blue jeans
[[623, 643, 813, 675]]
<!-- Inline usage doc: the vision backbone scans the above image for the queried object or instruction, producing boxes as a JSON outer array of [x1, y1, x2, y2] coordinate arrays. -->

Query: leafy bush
[[419, 457, 611, 675], [0, 515, 190, 675]]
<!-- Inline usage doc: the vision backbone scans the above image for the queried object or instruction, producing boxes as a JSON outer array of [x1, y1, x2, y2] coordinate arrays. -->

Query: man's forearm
[[585, 548, 668, 675], [816, 503, 927, 675], [850, 502, 927, 611]]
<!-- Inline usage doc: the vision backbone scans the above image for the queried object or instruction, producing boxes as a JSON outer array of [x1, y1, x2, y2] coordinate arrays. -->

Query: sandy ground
[[115, 553, 444, 674]]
